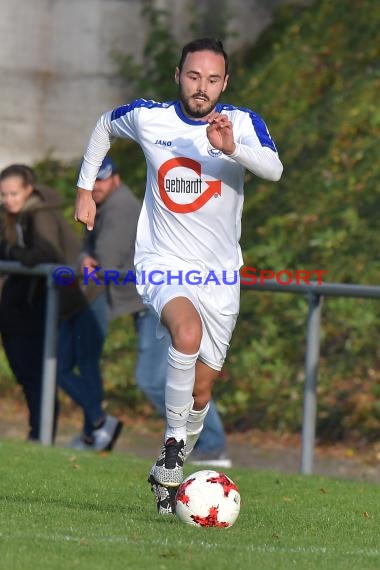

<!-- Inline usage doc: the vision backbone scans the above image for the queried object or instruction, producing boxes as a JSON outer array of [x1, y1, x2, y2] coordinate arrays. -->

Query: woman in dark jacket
[[0, 164, 87, 441]]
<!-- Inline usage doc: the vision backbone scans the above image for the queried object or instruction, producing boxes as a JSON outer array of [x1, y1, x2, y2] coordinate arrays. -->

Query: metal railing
[[241, 279, 380, 473], [2, 260, 380, 474]]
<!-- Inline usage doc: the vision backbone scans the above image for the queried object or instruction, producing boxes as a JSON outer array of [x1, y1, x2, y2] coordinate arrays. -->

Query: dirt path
[[1, 397, 380, 484]]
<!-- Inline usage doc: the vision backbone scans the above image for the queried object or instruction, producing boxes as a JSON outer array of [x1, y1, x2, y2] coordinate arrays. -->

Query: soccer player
[[74, 37, 283, 514]]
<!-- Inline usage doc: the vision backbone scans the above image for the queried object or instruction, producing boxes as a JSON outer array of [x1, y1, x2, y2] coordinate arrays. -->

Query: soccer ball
[[175, 470, 240, 527]]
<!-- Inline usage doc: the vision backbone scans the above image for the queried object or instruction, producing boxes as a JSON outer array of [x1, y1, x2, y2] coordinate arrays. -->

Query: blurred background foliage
[[2, 0, 380, 443]]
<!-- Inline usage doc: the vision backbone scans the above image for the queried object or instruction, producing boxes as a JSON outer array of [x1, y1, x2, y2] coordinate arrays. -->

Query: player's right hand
[[74, 188, 96, 230], [206, 112, 236, 156]]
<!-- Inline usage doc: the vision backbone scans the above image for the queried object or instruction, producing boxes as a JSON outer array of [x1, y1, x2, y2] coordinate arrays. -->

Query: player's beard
[[179, 84, 220, 119]]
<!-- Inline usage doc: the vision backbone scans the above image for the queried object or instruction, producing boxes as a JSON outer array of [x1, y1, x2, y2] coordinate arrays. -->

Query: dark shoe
[[151, 438, 185, 487], [148, 471, 178, 515]]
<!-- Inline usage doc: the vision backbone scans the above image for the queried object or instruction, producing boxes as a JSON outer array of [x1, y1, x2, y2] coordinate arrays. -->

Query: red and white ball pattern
[[175, 470, 240, 527]]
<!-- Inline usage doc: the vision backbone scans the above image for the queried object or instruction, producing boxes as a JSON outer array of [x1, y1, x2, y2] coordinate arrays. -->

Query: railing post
[[39, 270, 59, 445], [300, 293, 322, 474]]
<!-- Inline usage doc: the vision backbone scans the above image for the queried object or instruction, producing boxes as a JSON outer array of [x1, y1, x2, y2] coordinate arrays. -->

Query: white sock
[[185, 402, 210, 458], [165, 345, 198, 443]]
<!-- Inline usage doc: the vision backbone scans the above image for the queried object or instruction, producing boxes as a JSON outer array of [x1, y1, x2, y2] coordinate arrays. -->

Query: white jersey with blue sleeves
[[78, 99, 283, 272]]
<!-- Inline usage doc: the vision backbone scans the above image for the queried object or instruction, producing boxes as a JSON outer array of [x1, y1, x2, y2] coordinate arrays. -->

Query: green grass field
[[0, 440, 379, 570]]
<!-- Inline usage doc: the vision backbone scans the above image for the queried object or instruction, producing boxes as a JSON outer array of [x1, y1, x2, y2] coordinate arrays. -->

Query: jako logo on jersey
[[155, 139, 172, 146], [158, 157, 221, 214]]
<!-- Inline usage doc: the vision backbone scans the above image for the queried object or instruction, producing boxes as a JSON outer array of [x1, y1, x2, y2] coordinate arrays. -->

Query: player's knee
[[172, 321, 202, 354]]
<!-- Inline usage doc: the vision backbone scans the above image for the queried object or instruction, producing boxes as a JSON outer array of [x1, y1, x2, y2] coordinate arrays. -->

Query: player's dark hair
[[178, 37, 229, 76], [0, 164, 36, 187]]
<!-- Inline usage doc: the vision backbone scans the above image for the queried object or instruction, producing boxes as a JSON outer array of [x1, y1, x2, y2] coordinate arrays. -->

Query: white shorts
[[135, 260, 240, 371]]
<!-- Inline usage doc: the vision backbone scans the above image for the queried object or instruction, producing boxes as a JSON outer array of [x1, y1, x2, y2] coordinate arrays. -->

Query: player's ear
[[222, 74, 229, 92], [174, 67, 180, 85]]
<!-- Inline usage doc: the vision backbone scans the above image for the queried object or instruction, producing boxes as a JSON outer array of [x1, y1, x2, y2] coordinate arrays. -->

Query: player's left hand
[[206, 112, 236, 155]]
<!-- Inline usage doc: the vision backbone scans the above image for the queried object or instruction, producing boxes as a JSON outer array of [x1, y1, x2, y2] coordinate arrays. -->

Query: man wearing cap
[[57, 156, 141, 451]]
